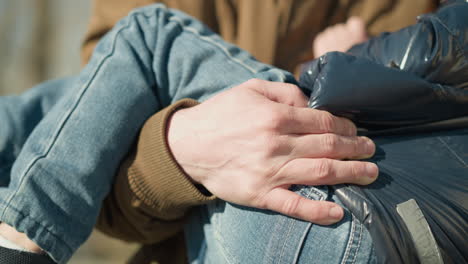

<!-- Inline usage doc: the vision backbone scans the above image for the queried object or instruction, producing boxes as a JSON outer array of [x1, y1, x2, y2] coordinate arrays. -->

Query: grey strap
[[396, 199, 444, 264]]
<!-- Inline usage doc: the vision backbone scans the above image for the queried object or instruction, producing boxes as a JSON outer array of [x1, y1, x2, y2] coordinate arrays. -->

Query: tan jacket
[[81, 1, 437, 263]]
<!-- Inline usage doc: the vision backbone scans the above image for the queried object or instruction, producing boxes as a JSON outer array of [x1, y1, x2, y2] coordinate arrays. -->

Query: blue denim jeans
[[0, 4, 373, 263], [185, 185, 376, 264]]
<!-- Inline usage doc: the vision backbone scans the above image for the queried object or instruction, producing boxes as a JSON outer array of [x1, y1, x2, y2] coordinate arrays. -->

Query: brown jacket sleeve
[[97, 99, 215, 244]]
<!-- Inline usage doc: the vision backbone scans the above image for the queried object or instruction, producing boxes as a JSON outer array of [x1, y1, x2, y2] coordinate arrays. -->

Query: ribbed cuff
[[128, 99, 215, 219]]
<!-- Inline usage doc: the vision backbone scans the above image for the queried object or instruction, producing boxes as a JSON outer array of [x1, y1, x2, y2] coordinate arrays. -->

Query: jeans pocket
[[203, 186, 330, 263]]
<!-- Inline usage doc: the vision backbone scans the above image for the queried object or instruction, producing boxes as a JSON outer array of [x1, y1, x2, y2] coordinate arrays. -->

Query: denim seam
[[215, 243, 235, 264], [278, 188, 317, 264], [350, 221, 364, 264], [300, 185, 327, 199], [292, 222, 313, 264], [136, 5, 263, 76], [169, 16, 259, 74], [341, 213, 356, 264], [166, 15, 288, 82], [291, 187, 324, 264], [0, 7, 139, 259], [277, 217, 297, 264], [0, 199, 72, 257], [211, 212, 236, 264]]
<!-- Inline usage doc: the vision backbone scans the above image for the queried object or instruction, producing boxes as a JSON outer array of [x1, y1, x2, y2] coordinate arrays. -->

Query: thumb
[[263, 188, 344, 225]]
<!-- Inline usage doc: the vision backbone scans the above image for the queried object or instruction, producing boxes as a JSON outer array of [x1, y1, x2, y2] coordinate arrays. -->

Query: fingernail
[[366, 163, 378, 179], [355, 137, 376, 159], [329, 206, 344, 219]]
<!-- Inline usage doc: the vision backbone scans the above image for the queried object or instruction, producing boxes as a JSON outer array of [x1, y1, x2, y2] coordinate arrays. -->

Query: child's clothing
[[0, 1, 467, 263]]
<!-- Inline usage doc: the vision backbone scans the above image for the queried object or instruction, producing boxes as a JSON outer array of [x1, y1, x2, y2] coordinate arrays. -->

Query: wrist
[[166, 107, 204, 184]]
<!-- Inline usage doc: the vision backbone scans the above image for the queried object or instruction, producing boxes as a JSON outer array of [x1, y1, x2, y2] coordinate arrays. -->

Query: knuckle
[[319, 111, 337, 132], [261, 108, 286, 131], [245, 78, 263, 87], [238, 78, 264, 93], [284, 106, 296, 123], [281, 195, 302, 216], [352, 137, 362, 155], [341, 118, 357, 136], [314, 159, 333, 180], [321, 134, 339, 156], [262, 134, 283, 155], [350, 162, 364, 181], [286, 83, 306, 100]]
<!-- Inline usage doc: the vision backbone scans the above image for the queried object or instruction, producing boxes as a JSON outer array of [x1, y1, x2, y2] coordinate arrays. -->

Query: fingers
[[245, 79, 309, 107], [289, 134, 375, 159], [277, 106, 357, 136], [242, 79, 358, 136], [276, 158, 379, 186], [346, 16, 367, 40], [263, 188, 344, 225]]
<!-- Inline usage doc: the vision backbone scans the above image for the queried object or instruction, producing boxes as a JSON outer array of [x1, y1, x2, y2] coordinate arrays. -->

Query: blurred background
[[0, 0, 138, 263]]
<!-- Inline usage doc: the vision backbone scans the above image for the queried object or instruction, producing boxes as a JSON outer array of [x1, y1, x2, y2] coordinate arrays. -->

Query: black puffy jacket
[[299, 1, 468, 263]]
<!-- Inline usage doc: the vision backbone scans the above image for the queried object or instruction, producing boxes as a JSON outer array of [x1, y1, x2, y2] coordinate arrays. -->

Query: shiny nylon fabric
[[299, 1, 468, 263], [301, 1, 468, 129]]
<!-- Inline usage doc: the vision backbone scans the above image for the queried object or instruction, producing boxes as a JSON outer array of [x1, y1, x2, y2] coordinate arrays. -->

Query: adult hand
[[167, 79, 378, 225]]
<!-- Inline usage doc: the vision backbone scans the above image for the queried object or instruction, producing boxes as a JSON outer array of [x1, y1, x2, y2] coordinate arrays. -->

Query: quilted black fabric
[[0, 246, 55, 264]]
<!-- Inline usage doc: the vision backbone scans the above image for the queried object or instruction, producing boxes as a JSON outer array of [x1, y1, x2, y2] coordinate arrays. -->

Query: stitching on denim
[[167, 15, 288, 82], [350, 220, 364, 264], [213, 226, 236, 264], [168, 16, 260, 74], [0, 8, 139, 255], [211, 212, 237, 264], [341, 213, 356, 264], [0, 199, 73, 259], [300, 186, 327, 200], [291, 222, 312, 264], [438, 137, 468, 167], [210, 204, 243, 264], [291, 188, 323, 264], [279, 188, 318, 264], [152, 9, 289, 82], [277, 216, 297, 263]]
